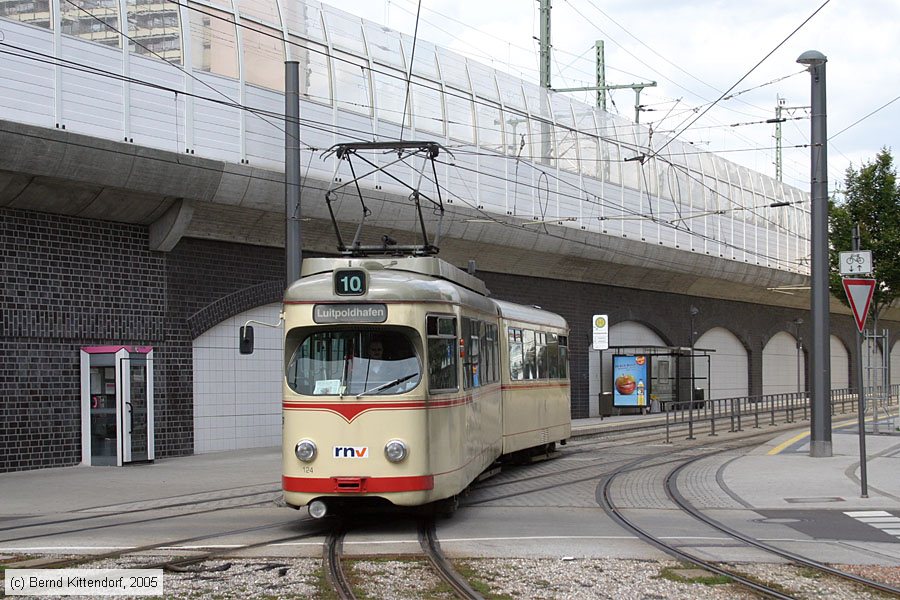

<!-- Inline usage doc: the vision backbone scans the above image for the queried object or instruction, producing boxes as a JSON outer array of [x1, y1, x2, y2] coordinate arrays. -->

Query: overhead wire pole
[[285, 61, 302, 287], [772, 95, 810, 182], [538, 0, 553, 164], [537, 1, 653, 123], [595, 40, 605, 110]]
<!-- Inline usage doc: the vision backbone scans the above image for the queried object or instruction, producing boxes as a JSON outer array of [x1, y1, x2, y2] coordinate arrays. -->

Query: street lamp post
[[797, 50, 831, 458], [793, 318, 803, 395], [689, 305, 699, 396]]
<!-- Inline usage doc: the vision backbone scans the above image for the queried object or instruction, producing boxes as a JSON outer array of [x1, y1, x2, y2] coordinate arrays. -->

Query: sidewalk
[[1, 415, 898, 518]]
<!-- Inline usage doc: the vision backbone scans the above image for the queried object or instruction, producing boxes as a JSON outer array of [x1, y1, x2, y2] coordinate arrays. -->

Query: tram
[[238, 140, 570, 518], [245, 255, 570, 518]]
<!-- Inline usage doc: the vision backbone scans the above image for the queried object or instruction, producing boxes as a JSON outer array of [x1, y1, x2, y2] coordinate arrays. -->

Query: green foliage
[[829, 148, 900, 319]]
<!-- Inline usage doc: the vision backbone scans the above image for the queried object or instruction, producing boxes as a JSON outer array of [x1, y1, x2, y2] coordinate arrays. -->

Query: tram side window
[[427, 315, 458, 393], [483, 323, 498, 384], [536, 331, 548, 378], [462, 317, 482, 389], [508, 327, 524, 380], [558, 335, 568, 379], [523, 329, 537, 379], [547, 333, 559, 378]]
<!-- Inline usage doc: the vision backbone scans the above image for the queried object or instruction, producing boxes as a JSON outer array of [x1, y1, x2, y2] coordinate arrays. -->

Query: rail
[[659, 384, 900, 443]]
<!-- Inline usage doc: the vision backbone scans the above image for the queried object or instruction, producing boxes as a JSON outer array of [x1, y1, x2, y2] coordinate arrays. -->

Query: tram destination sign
[[313, 304, 387, 324]]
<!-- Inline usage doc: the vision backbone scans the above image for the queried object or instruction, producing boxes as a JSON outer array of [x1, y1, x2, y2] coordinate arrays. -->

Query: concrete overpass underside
[[2, 119, 849, 316]]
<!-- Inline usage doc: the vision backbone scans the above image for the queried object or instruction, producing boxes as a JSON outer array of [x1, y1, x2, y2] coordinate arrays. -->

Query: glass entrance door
[[122, 355, 153, 463], [88, 357, 118, 466], [81, 346, 154, 466]]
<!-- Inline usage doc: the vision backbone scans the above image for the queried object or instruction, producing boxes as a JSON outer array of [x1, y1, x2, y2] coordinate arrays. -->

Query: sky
[[326, 0, 900, 196]]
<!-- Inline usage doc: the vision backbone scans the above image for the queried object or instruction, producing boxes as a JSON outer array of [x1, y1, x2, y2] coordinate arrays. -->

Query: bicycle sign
[[839, 251, 872, 275]]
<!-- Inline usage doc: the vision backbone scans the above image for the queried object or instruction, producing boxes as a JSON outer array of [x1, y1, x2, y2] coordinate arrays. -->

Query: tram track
[[665, 451, 900, 597], [598, 439, 900, 598], [464, 415, 805, 504], [0, 484, 281, 535], [322, 517, 483, 600], [5, 517, 312, 570], [0, 494, 281, 545]]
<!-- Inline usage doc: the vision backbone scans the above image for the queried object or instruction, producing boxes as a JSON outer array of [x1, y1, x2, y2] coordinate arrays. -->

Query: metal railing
[[659, 385, 899, 444]]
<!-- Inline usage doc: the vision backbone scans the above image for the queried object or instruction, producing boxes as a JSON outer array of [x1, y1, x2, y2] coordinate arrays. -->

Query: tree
[[829, 148, 900, 321]]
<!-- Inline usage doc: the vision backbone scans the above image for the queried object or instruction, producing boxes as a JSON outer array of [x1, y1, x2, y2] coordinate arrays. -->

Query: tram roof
[[290, 256, 495, 310], [299, 256, 490, 296], [494, 299, 568, 330]]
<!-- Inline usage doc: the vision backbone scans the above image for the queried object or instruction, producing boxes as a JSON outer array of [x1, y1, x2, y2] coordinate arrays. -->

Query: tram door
[[80, 346, 154, 466]]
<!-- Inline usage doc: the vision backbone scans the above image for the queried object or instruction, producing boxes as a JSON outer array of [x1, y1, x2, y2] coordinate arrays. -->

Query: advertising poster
[[613, 355, 648, 407]]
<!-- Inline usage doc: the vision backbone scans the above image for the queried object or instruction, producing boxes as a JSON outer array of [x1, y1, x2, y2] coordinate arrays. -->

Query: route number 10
[[335, 269, 367, 296]]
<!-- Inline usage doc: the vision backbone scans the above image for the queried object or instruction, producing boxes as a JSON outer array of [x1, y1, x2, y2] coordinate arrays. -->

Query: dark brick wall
[[158, 238, 284, 459], [477, 270, 898, 418], [1, 208, 165, 472], [0, 209, 285, 472], [3, 205, 898, 470]]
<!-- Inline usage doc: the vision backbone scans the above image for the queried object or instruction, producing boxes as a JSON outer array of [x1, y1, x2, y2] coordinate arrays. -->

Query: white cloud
[[326, 0, 900, 192]]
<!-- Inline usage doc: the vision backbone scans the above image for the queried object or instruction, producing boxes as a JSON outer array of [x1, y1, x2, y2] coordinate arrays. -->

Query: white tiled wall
[[193, 303, 283, 453], [695, 327, 748, 400], [892, 343, 900, 386], [762, 331, 803, 396]]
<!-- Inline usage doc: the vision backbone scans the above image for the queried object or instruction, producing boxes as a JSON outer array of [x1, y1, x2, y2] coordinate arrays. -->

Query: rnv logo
[[333, 446, 369, 458]]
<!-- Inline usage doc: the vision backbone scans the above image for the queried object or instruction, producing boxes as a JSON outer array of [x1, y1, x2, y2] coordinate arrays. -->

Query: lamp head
[[796, 50, 827, 66]]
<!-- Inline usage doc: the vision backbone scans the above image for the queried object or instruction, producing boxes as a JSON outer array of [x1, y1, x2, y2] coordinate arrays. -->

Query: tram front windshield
[[287, 329, 421, 396]]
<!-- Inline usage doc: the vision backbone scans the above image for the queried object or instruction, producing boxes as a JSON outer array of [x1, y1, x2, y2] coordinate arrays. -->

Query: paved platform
[[2, 414, 898, 516], [1, 414, 899, 559]]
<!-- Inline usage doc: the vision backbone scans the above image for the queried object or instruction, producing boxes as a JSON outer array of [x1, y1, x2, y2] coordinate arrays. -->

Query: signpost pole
[[855, 325, 869, 498], [852, 226, 868, 497]]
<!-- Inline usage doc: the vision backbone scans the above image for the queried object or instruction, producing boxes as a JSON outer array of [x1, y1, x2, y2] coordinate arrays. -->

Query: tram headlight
[[295, 439, 317, 462], [384, 439, 408, 463]]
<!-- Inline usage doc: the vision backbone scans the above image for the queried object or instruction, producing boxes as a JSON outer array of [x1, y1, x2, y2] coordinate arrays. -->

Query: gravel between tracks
[[18, 555, 898, 599]]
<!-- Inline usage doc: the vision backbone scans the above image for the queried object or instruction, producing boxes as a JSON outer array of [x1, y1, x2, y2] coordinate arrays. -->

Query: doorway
[[80, 346, 155, 466]]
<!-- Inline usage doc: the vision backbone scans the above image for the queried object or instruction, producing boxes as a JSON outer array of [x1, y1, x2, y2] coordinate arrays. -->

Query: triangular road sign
[[842, 278, 876, 332]]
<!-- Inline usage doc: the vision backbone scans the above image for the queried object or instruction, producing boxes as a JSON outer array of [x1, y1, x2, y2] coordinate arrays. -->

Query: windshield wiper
[[339, 352, 353, 398], [355, 372, 418, 398]]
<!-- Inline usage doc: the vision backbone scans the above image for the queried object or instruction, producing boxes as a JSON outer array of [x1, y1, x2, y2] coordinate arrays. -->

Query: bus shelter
[[598, 346, 714, 417]]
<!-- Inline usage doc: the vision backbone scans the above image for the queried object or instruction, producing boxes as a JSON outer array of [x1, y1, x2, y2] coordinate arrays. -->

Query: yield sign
[[842, 278, 876, 332]]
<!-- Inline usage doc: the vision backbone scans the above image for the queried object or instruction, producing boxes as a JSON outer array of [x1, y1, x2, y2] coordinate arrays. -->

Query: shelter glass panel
[[402, 37, 438, 79], [61, 0, 121, 47], [290, 37, 330, 105], [242, 21, 285, 91], [475, 101, 504, 154], [436, 48, 470, 91], [1, 0, 52, 29], [573, 107, 599, 178], [446, 91, 474, 143], [364, 21, 405, 68], [467, 60, 500, 101], [333, 51, 371, 115], [373, 66, 410, 127], [127, 0, 182, 64], [284, 0, 325, 42], [235, 0, 279, 27], [322, 5, 365, 54], [189, 6, 238, 78], [411, 76, 444, 136]]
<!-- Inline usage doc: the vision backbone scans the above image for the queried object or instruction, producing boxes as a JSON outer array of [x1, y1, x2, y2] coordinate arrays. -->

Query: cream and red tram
[[278, 256, 570, 517]]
